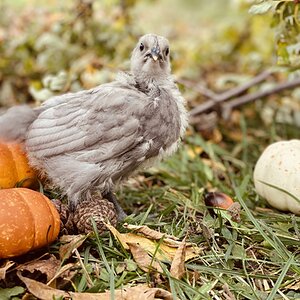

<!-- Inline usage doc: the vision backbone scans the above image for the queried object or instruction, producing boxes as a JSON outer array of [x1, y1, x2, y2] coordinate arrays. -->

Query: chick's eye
[[165, 47, 169, 56], [139, 43, 144, 51]]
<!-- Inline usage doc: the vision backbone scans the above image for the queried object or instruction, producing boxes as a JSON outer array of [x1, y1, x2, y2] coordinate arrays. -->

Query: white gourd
[[253, 140, 300, 215]]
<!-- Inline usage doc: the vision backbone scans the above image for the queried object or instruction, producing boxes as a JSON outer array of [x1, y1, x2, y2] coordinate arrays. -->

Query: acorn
[[204, 192, 241, 222], [204, 192, 234, 210]]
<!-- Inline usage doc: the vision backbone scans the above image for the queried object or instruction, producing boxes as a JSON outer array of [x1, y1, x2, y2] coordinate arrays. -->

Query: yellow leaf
[[128, 242, 163, 273], [124, 224, 177, 241], [107, 225, 201, 262], [170, 237, 187, 280], [186, 146, 203, 159], [105, 222, 130, 250]]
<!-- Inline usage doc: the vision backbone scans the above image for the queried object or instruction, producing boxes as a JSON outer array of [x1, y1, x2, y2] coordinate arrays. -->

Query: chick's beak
[[151, 46, 161, 61]]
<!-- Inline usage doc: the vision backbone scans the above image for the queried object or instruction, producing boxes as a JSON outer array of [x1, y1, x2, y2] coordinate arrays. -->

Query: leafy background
[[0, 0, 300, 299]]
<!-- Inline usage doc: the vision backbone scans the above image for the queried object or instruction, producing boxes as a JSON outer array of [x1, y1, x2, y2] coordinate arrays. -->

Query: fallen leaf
[[170, 237, 186, 280], [117, 285, 173, 300], [107, 225, 201, 262], [0, 286, 25, 300], [46, 262, 76, 287], [18, 272, 68, 300], [59, 234, 88, 260], [0, 261, 15, 280], [18, 272, 172, 300], [70, 285, 173, 300], [18, 255, 60, 281], [285, 279, 300, 290], [128, 242, 163, 273], [186, 146, 203, 159], [124, 224, 178, 241], [105, 222, 129, 250], [124, 224, 185, 248]]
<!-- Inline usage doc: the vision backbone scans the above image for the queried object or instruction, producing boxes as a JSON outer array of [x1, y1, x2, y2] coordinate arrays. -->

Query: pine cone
[[51, 199, 69, 224], [73, 198, 117, 234], [51, 199, 75, 235]]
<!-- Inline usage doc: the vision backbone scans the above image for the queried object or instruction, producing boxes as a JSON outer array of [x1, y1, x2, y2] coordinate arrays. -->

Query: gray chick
[[0, 34, 188, 219]]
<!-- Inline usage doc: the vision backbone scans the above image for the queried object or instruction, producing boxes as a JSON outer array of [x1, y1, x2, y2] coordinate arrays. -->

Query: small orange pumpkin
[[0, 141, 37, 189], [0, 188, 60, 258]]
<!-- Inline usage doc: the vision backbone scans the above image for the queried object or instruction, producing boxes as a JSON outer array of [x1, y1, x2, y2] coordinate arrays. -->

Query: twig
[[177, 78, 218, 99], [186, 70, 273, 116], [213, 70, 273, 103], [221, 76, 300, 119], [73, 248, 93, 288]]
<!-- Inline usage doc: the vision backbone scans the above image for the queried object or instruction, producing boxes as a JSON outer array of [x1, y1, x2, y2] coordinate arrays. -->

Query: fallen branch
[[182, 70, 273, 117], [182, 69, 300, 123], [221, 76, 300, 119]]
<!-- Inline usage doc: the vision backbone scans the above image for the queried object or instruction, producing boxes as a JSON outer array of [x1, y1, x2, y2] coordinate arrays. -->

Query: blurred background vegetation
[[1, 0, 299, 130], [0, 0, 277, 104]]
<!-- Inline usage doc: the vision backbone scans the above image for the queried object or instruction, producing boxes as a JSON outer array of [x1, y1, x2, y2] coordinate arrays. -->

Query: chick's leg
[[103, 191, 127, 221]]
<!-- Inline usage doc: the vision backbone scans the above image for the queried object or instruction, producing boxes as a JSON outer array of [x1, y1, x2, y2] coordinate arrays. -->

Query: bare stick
[[73, 248, 93, 288], [213, 70, 273, 102], [177, 78, 218, 99], [186, 70, 273, 116], [221, 76, 300, 119]]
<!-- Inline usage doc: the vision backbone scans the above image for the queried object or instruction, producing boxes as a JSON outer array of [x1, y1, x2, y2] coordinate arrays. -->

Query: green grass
[[38, 120, 299, 300], [1, 113, 299, 300]]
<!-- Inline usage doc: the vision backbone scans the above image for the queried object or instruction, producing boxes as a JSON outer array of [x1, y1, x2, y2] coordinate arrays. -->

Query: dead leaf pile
[[106, 223, 202, 280]]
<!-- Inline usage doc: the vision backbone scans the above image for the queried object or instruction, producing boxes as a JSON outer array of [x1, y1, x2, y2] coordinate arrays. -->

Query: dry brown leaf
[[71, 285, 173, 300], [59, 234, 88, 260], [18, 255, 60, 282], [18, 272, 172, 300], [118, 285, 173, 300], [128, 242, 163, 273], [170, 237, 186, 280], [124, 224, 178, 241], [125, 233, 170, 261], [0, 260, 15, 280], [285, 280, 300, 291], [18, 272, 68, 300], [124, 224, 185, 248], [107, 225, 200, 262], [47, 262, 77, 287], [105, 222, 130, 249]]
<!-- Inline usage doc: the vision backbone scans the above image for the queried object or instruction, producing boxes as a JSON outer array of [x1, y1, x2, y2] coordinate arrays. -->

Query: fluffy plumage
[[0, 34, 188, 216]]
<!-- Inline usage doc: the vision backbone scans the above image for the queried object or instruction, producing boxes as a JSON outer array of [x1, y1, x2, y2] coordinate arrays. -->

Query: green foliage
[[250, 0, 300, 67], [0, 0, 277, 107], [0, 0, 138, 105], [0, 286, 25, 300]]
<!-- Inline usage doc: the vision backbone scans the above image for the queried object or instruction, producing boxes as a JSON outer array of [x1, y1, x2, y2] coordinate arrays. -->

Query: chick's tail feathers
[[0, 105, 38, 142]]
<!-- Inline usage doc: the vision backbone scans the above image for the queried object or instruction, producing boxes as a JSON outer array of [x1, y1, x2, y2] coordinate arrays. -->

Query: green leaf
[[0, 286, 25, 300], [249, 2, 274, 15]]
